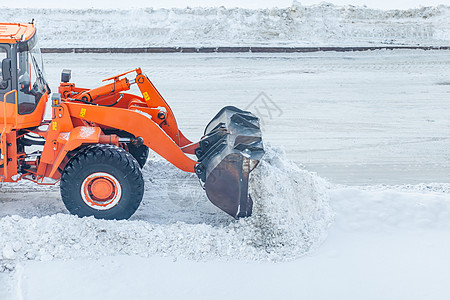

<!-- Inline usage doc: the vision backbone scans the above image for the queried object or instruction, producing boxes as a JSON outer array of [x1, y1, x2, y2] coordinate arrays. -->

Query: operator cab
[[0, 22, 50, 126]]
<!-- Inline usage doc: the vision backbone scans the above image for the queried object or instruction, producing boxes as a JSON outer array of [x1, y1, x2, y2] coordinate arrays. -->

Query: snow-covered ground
[[0, 50, 449, 298], [1, 3, 450, 47]]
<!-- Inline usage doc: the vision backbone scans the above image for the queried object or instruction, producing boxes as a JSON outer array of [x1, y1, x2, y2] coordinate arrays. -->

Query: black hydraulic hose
[[68, 93, 124, 107], [21, 136, 46, 146]]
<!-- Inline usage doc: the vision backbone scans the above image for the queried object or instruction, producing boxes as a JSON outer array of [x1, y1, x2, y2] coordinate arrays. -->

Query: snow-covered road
[[1, 50, 450, 299]]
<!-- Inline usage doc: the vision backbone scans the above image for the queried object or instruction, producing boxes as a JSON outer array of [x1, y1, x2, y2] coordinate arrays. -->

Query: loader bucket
[[194, 106, 264, 218]]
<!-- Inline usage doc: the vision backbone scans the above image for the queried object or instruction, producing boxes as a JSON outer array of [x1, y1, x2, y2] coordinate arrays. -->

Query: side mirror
[[2, 58, 12, 81], [61, 69, 71, 83]]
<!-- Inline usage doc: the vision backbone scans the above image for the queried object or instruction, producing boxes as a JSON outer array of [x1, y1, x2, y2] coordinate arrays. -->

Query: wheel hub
[[90, 178, 114, 200], [81, 172, 122, 210]]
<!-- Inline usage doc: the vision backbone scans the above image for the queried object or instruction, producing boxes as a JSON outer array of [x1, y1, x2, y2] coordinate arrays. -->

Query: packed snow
[[0, 145, 333, 269], [0, 3, 450, 47]]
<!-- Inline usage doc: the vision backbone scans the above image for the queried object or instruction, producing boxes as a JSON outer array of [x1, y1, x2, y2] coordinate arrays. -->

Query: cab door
[[0, 44, 18, 181], [0, 44, 18, 129], [15, 43, 50, 129]]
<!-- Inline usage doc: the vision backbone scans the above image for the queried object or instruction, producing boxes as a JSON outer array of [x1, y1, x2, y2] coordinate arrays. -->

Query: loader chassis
[[0, 22, 264, 220]]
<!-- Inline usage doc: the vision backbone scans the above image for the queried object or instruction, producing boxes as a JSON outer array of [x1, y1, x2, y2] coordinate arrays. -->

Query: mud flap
[[195, 106, 264, 218]]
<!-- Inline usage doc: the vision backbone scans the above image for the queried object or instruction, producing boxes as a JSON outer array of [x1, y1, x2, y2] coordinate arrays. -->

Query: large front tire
[[127, 143, 149, 168], [60, 144, 144, 220]]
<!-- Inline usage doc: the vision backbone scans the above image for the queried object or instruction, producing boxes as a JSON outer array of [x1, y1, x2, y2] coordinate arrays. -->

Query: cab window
[[17, 49, 43, 114], [0, 47, 8, 90]]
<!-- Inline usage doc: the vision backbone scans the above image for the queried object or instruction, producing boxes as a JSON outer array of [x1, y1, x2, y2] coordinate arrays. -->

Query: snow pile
[[0, 2, 449, 47], [0, 145, 333, 270], [246, 146, 333, 256]]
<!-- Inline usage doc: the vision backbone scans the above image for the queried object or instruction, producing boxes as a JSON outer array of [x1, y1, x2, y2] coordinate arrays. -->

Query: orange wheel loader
[[0, 22, 264, 220]]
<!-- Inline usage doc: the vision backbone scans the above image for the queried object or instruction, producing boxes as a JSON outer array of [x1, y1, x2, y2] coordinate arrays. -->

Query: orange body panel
[[0, 131, 18, 182], [1, 90, 18, 128], [0, 92, 49, 131], [0, 23, 35, 43], [16, 94, 49, 129], [48, 126, 102, 178]]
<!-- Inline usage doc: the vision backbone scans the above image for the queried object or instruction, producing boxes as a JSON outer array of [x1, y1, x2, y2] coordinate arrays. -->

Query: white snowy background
[[1, 2, 450, 47], [1, 1, 450, 299]]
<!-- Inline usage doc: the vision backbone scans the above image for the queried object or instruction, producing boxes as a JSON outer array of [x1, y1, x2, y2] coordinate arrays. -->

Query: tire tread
[[60, 144, 144, 220]]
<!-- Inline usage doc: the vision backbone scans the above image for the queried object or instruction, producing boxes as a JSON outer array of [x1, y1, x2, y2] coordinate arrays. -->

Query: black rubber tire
[[127, 143, 149, 168], [60, 144, 144, 220]]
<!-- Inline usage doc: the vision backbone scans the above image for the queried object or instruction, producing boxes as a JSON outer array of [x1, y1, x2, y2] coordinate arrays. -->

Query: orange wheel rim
[[81, 172, 122, 210]]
